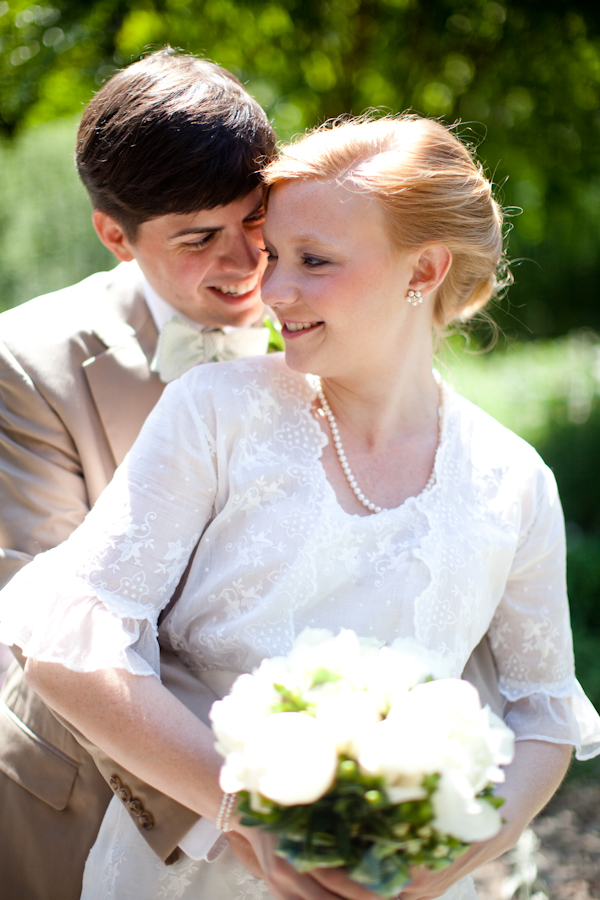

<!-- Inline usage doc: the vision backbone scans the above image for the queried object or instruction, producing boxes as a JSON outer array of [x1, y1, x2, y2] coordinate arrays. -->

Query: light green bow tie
[[151, 317, 270, 383]]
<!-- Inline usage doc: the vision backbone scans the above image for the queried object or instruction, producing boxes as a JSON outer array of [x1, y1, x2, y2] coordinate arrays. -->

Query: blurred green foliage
[[1, 0, 600, 336], [0, 118, 113, 306]]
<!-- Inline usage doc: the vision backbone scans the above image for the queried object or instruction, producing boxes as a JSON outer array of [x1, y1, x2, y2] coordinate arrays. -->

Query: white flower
[[315, 689, 381, 756], [432, 769, 503, 842], [358, 678, 514, 834], [359, 640, 452, 713], [219, 712, 338, 806], [210, 672, 280, 757], [357, 709, 442, 803], [277, 628, 382, 697], [395, 679, 514, 794]]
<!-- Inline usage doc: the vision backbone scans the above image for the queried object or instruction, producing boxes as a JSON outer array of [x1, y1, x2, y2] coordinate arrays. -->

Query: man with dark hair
[[0, 49, 274, 900]]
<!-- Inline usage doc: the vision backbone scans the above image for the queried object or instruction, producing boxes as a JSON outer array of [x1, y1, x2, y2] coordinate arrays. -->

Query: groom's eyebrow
[[170, 225, 222, 238], [169, 202, 265, 240]]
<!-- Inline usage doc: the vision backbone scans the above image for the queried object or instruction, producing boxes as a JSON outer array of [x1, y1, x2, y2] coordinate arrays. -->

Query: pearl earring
[[406, 290, 423, 307]]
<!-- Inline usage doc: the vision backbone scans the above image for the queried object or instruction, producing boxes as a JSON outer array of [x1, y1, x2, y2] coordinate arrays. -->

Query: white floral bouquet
[[210, 629, 514, 898]]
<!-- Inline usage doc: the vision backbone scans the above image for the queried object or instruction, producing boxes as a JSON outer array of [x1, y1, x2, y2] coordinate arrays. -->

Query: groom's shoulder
[[0, 261, 143, 350]]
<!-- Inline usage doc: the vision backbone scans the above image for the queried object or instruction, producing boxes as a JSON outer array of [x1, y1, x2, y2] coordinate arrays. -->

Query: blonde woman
[[1, 117, 598, 900]]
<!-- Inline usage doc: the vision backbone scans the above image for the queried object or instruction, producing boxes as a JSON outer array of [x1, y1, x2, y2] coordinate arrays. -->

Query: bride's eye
[[302, 255, 329, 269], [260, 247, 277, 262]]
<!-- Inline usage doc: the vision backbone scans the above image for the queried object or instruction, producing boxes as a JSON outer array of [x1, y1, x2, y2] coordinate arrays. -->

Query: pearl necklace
[[316, 374, 444, 514]]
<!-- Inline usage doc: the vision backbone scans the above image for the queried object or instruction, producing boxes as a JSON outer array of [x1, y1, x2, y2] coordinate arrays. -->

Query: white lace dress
[[1, 354, 599, 900]]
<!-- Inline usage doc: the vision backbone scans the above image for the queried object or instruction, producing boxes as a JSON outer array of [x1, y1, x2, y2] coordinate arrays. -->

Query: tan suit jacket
[[0, 260, 501, 900], [0, 262, 219, 900]]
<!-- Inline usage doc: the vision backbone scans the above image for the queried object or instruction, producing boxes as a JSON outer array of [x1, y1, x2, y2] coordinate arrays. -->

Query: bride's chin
[[282, 349, 318, 375]]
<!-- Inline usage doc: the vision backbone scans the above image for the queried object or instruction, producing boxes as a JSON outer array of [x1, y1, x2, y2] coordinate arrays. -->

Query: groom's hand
[[227, 831, 264, 879]]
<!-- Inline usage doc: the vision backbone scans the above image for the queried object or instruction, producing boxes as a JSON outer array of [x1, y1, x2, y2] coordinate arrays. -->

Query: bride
[[1, 115, 598, 900]]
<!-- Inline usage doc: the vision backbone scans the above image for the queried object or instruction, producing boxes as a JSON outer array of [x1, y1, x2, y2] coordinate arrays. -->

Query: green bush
[[0, 118, 114, 311]]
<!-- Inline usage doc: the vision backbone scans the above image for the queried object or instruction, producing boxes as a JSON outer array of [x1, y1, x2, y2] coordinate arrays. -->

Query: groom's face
[[100, 188, 268, 330]]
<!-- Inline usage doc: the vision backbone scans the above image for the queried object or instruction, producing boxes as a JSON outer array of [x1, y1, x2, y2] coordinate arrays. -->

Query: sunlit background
[[1, 0, 600, 774]]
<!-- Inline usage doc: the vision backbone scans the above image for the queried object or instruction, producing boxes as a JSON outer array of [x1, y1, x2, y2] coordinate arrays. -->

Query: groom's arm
[[0, 331, 242, 866]]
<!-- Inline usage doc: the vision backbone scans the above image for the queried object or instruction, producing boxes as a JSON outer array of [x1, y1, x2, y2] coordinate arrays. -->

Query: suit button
[[117, 786, 132, 803], [128, 799, 143, 817], [139, 812, 154, 830], [109, 776, 122, 792]]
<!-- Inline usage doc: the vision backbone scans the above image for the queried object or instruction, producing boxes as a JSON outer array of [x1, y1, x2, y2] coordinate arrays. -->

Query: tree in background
[[1, 0, 600, 337]]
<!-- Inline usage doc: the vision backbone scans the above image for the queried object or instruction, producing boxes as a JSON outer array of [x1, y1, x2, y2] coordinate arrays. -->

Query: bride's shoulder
[[181, 352, 294, 390], [448, 389, 549, 479], [175, 353, 309, 417]]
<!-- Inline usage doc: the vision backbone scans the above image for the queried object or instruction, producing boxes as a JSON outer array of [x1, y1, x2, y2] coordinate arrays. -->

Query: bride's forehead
[[267, 178, 380, 221]]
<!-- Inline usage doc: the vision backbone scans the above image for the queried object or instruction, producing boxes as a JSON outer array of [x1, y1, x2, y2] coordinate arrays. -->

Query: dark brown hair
[[76, 49, 276, 237]]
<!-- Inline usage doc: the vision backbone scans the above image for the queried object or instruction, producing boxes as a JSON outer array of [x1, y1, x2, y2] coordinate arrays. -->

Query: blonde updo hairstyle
[[262, 116, 509, 330]]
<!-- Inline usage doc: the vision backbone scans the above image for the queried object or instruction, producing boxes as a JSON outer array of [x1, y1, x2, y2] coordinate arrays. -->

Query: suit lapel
[[83, 265, 165, 467]]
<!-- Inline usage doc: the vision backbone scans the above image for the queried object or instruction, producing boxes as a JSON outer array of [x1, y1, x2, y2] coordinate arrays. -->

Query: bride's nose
[[260, 265, 299, 307]]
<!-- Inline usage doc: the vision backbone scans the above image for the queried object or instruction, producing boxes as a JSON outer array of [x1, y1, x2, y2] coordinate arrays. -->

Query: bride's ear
[[408, 245, 452, 298]]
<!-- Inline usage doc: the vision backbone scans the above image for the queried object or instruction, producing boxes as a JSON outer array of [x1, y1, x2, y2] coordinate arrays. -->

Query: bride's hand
[[392, 825, 513, 900], [234, 825, 379, 900], [226, 831, 264, 879], [395, 848, 484, 900]]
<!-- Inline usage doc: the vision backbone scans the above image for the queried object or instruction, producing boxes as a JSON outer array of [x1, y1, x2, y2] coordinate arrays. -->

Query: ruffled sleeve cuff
[[0, 547, 161, 678], [502, 682, 600, 761]]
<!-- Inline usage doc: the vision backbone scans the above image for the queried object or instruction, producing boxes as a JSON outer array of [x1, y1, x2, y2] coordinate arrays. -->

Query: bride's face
[[261, 178, 432, 380]]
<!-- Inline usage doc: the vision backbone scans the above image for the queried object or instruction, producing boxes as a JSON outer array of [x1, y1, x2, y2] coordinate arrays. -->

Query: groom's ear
[[92, 210, 136, 263]]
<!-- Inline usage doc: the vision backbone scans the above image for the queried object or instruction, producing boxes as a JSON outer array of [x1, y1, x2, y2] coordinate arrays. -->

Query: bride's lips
[[281, 322, 324, 338]]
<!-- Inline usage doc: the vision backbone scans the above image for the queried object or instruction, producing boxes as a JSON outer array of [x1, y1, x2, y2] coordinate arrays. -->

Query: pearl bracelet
[[215, 792, 237, 833]]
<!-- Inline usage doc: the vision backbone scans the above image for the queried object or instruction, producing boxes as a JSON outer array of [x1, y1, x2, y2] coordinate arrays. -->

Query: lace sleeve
[[0, 377, 218, 678], [488, 462, 600, 759]]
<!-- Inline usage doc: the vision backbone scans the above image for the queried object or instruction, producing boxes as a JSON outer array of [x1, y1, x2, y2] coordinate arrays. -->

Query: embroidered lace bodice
[[1, 354, 599, 757]]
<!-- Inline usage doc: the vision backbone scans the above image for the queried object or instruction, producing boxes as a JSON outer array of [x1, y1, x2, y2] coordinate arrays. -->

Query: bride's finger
[[225, 831, 264, 879], [310, 866, 380, 899]]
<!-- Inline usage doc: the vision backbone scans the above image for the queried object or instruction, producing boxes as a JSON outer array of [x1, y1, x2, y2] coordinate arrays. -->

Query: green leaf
[[265, 317, 285, 352], [310, 666, 341, 687], [349, 847, 383, 885], [272, 683, 312, 713]]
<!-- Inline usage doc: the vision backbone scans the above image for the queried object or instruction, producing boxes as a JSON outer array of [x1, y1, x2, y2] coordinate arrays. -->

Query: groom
[[0, 49, 275, 900]]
